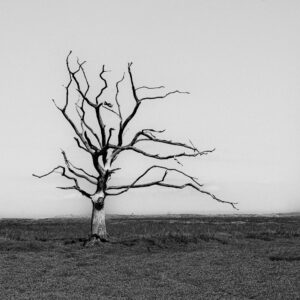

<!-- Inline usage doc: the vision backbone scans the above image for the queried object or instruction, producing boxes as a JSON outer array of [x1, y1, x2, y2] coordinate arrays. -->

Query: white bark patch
[[104, 156, 112, 171], [91, 191, 105, 203], [91, 206, 107, 239]]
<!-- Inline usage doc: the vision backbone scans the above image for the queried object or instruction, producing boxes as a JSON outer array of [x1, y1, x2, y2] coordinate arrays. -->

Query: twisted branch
[[110, 144, 215, 160], [95, 65, 108, 104]]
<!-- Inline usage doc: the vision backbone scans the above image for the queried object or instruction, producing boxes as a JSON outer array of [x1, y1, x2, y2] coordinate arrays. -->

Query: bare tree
[[33, 51, 237, 244]]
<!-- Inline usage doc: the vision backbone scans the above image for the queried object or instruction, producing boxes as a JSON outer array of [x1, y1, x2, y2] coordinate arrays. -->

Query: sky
[[0, 0, 299, 218]]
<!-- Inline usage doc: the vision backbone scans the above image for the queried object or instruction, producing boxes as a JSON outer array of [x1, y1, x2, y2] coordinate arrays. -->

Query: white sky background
[[0, 0, 299, 217]]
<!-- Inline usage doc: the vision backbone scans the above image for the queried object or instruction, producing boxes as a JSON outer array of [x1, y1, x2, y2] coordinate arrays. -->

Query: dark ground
[[0, 215, 299, 299]]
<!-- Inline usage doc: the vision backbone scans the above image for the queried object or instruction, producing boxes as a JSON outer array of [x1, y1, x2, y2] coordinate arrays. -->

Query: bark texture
[[91, 201, 108, 242]]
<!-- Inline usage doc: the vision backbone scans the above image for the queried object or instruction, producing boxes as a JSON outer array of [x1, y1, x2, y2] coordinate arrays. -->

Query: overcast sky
[[0, 0, 299, 217]]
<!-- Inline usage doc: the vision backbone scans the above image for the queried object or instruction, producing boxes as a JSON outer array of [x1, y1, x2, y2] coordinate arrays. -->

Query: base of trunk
[[83, 234, 109, 247]]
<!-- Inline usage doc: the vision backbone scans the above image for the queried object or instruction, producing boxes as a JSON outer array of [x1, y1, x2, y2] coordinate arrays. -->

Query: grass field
[[0, 215, 299, 299]]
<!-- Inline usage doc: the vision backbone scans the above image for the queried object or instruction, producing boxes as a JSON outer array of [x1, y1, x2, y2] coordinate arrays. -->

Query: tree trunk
[[90, 201, 108, 242]]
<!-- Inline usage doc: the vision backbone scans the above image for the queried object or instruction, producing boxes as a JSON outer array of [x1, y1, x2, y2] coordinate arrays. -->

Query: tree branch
[[127, 62, 139, 103], [135, 85, 165, 91], [129, 129, 166, 146], [96, 104, 107, 146], [66, 52, 96, 108], [56, 185, 90, 198], [76, 58, 90, 97], [106, 128, 115, 146], [101, 104, 120, 118], [74, 137, 89, 153], [65, 52, 107, 148], [133, 131, 196, 150], [61, 150, 98, 185], [116, 63, 141, 146], [115, 73, 125, 119], [156, 182, 238, 209], [52, 98, 94, 154], [109, 144, 215, 160], [106, 170, 168, 196], [32, 166, 91, 198], [140, 90, 190, 102], [106, 165, 237, 209], [51, 52, 96, 154], [95, 65, 108, 104], [117, 63, 189, 147], [76, 101, 102, 148], [106, 165, 203, 195], [110, 128, 165, 162]]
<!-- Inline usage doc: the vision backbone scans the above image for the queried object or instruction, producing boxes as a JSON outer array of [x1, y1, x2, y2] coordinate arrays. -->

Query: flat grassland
[[0, 215, 299, 299]]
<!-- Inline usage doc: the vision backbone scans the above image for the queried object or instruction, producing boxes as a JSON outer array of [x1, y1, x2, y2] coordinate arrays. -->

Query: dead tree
[[33, 51, 237, 244]]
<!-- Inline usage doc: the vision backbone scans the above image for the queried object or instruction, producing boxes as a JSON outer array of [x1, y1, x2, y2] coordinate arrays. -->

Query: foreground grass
[[0, 216, 299, 299]]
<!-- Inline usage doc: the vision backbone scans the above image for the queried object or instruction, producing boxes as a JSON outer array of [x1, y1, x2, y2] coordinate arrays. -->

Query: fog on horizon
[[0, 0, 299, 218]]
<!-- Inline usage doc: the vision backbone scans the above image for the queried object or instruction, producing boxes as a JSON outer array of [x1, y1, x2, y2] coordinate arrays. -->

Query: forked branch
[[33, 166, 91, 198], [52, 53, 98, 154], [117, 63, 188, 147], [75, 100, 102, 148], [61, 150, 98, 185], [106, 165, 203, 195], [106, 165, 237, 209]]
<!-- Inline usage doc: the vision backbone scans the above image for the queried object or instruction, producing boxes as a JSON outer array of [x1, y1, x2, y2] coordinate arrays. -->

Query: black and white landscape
[[0, 1, 299, 299]]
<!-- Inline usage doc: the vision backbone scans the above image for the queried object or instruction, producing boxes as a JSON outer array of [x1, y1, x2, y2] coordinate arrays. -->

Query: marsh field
[[0, 215, 299, 299]]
